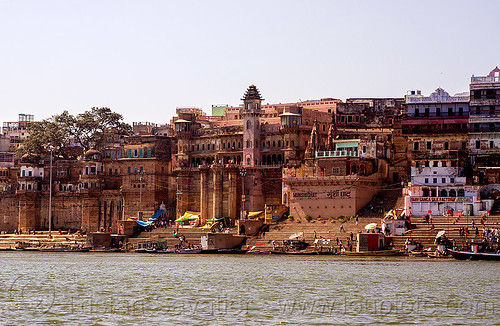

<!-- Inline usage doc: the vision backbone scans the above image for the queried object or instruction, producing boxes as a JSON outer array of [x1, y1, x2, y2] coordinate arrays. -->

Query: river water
[[1, 252, 498, 325]]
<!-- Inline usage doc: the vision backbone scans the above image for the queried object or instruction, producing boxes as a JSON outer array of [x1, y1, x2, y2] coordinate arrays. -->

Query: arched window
[[458, 189, 465, 197], [449, 189, 457, 197], [246, 120, 252, 129], [440, 189, 448, 197]]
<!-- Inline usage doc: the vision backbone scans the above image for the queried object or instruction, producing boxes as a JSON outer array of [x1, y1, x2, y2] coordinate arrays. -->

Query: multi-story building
[[469, 67, 500, 186], [2, 114, 36, 152], [173, 85, 334, 223], [401, 87, 490, 216]]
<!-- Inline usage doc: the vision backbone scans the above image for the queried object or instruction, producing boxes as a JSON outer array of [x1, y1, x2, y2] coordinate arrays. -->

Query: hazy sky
[[1, 0, 499, 125]]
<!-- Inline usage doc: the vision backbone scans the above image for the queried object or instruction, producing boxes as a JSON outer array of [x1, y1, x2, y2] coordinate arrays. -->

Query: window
[[433, 161, 438, 167], [458, 189, 465, 197], [433, 178, 437, 184], [462, 142, 466, 149], [147, 149, 151, 158], [473, 90, 481, 100], [246, 120, 251, 129], [134, 167, 138, 174], [490, 141, 494, 149], [425, 161, 429, 167], [427, 142, 431, 150], [332, 167, 341, 175], [128, 167, 131, 174], [444, 142, 449, 150], [436, 107, 441, 116], [414, 142, 419, 151], [140, 167, 143, 173], [425, 108, 429, 117], [486, 90, 495, 100], [442, 178, 446, 183], [450, 177, 455, 183], [363, 146, 367, 153], [128, 149, 132, 158], [448, 108, 453, 116], [425, 178, 429, 184], [415, 108, 419, 117], [476, 140, 480, 149], [134, 149, 138, 157], [139, 149, 143, 158]]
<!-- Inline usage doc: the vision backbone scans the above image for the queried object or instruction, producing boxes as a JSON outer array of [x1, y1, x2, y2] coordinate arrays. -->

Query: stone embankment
[[0, 232, 86, 249]]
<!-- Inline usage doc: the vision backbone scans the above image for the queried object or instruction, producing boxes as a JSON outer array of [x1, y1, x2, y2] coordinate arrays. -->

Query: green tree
[[71, 107, 131, 152], [19, 107, 131, 158]]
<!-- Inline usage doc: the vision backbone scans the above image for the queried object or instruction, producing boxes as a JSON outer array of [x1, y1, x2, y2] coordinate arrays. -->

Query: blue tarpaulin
[[134, 209, 164, 227]]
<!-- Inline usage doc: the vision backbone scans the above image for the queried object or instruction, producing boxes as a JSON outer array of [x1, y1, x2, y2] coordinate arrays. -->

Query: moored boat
[[449, 250, 500, 261], [344, 249, 402, 257]]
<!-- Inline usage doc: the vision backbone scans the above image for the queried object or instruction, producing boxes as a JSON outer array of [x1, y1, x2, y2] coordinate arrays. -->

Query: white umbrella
[[289, 232, 304, 240], [435, 230, 446, 238], [365, 223, 378, 230]]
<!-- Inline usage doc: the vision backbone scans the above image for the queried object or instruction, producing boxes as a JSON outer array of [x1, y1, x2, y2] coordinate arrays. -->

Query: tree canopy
[[18, 107, 132, 158]]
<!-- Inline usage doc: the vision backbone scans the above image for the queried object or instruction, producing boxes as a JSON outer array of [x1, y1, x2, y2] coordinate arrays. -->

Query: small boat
[[174, 248, 202, 254], [344, 249, 402, 257], [449, 250, 500, 261], [39, 247, 68, 252], [89, 248, 125, 253], [246, 250, 272, 254]]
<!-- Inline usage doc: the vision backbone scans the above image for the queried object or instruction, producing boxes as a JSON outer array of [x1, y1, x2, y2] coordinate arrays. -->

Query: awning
[[207, 217, 225, 222], [365, 223, 378, 230], [175, 211, 200, 222], [248, 211, 264, 218]]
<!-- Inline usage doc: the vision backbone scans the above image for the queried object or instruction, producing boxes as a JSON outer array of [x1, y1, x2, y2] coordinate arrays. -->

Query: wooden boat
[[246, 250, 272, 254], [449, 250, 500, 261], [344, 249, 402, 257]]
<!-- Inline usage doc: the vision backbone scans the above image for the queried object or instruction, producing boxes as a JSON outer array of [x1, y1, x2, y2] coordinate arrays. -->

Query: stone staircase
[[246, 217, 383, 252], [0, 232, 87, 249], [392, 215, 500, 250]]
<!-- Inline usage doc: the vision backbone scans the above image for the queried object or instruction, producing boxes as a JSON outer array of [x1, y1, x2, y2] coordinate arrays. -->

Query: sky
[[1, 0, 499, 125]]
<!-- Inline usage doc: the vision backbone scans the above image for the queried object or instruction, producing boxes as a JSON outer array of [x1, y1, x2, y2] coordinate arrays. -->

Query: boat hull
[[449, 250, 500, 261]]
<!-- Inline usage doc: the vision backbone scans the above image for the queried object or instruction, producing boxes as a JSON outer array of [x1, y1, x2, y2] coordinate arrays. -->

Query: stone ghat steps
[[0, 234, 87, 248], [391, 215, 500, 250], [246, 218, 381, 250]]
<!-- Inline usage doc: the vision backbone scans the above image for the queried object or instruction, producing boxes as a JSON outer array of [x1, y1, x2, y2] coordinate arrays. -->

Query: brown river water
[[1, 252, 498, 325]]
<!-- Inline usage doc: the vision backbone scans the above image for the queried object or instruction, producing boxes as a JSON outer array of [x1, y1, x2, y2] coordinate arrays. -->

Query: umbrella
[[289, 232, 304, 240], [365, 223, 378, 230], [435, 230, 446, 238]]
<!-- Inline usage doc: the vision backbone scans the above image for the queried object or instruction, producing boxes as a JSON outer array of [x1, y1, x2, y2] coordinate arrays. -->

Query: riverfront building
[[1, 68, 500, 233]]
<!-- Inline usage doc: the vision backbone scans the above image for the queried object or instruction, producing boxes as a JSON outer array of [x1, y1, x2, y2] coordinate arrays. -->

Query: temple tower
[[241, 85, 263, 167]]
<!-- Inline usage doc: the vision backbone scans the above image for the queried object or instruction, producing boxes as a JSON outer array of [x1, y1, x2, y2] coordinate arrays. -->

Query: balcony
[[316, 150, 359, 158], [471, 76, 500, 84]]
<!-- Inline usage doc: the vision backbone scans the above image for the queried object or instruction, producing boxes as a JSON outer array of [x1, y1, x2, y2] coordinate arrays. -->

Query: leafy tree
[[70, 107, 131, 152], [18, 107, 131, 158]]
